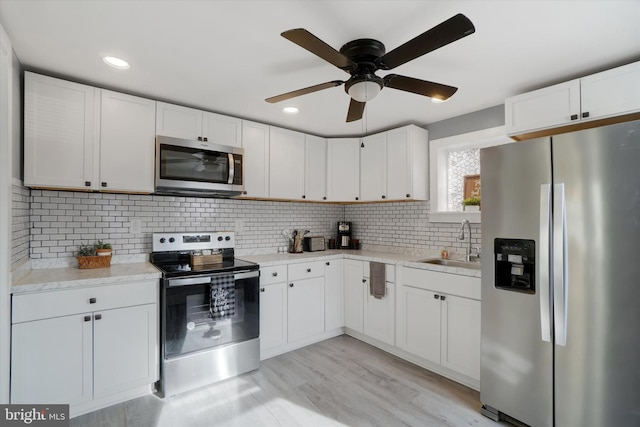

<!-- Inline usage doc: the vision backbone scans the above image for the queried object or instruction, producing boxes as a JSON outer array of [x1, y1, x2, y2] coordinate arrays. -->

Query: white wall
[[0, 21, 16, 404]]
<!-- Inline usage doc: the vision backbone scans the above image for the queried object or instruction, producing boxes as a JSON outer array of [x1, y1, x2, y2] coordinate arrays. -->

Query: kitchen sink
[[416, 259, 481, 270]]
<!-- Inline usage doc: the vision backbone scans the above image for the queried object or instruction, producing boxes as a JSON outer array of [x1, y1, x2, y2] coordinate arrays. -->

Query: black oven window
[[164, 275, 259, 359], [159, 144, 229, 183]]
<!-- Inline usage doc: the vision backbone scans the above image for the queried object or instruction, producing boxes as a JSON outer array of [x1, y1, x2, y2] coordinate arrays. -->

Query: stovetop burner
[[150, 231, 258, 278]]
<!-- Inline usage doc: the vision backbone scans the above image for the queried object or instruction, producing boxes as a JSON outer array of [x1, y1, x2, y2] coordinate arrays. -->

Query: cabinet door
[[387, 125, 428, 200], [24, 72, 97, 190], [364, 282, 395, 345], [581, 61, 640, 121], [287, 277, 325, 342], [441, 295, 481, 380], [260, 282, 287, 356], [99, 90, 156, 193], [202, 111, 242, 147], [93, 303, 158, 399], [241, 120, 270, 198], [11, 314, 93, 405], [324, 259, 344, 331], [505, 80, 581, 136], [344, 259, 364, 333], [269, 127, 305, 200], [360, 132, 387, 201], [305, 134, 327, 201], [327, 138, 360, 202], [396, 285, 441, 364], [155, 101, 203, 140]]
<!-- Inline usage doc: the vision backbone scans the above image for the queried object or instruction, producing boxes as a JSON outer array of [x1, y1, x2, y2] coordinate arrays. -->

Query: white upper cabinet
[[359, 132, 387, 201], [241, 120, 270, 198], [156, 101, 241, 147], [304, 134, 327, 201], [506, 60, 640, 139], [24, 73, 155, 193], [580, 60, 640, 121], [505, 80, 581, 137], [24, 72, 98, 190], [269, 127, 306, 200], [327, 138, 360, 202], [99, 90, 156, 193], [386, 125, 429, 201]]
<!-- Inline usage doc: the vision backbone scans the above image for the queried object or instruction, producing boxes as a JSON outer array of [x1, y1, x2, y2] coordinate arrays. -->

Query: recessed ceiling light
[[283, 106, 299, 114], [103, 56, 130, 70]]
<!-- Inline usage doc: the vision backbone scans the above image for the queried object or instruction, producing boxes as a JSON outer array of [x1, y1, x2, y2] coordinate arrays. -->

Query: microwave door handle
[[228, 153, 235, 184]]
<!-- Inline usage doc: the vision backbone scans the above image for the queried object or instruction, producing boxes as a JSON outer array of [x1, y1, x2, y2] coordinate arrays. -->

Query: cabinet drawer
[[288, 261, 325, 281], [260, 265, 287, 285], [12, 280, 158, 324]]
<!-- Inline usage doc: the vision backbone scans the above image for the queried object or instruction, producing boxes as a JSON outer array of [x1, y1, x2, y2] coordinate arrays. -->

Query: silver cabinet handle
[[539, 184, 552, 343], [553, 183, 568, 347]]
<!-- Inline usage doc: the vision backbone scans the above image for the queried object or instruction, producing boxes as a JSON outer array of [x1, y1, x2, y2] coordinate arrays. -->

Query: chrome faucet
[[459, 219, 473, 262]]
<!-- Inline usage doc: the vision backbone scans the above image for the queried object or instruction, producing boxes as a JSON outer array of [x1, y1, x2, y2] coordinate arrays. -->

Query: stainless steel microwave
[[155, 135, 244, 197]]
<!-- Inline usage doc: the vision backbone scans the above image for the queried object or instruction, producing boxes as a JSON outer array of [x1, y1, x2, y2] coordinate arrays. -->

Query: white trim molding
[[429, 126, 512, 223]]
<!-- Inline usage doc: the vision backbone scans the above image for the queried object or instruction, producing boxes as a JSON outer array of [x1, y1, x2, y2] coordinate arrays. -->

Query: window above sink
[[429, 126, 512, 223]]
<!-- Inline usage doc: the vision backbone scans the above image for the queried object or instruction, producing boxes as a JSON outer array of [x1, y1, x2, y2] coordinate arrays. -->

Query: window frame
[[429, 126, 512, 223]]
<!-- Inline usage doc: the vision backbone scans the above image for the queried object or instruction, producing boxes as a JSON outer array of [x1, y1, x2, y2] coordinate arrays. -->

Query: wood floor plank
[[71, 335, 507, 427]]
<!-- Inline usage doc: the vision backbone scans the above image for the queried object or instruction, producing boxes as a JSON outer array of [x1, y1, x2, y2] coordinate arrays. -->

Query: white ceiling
[[1, 1, 639, 137]]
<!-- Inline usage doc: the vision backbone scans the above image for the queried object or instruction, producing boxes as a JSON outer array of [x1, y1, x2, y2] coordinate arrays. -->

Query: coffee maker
[[337, 222, 352, 249]]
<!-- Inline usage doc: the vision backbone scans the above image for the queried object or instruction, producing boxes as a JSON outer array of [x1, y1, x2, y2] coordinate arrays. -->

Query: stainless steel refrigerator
[[479, 120, 640, 427]]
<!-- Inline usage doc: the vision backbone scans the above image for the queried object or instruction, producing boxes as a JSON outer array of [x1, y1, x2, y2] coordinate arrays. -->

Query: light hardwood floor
[[72, 335, 506, 427]]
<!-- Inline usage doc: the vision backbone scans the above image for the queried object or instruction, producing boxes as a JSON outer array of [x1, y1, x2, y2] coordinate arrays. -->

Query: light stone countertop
[[239, 249, 481, 278], [12, 262, 162, 294]]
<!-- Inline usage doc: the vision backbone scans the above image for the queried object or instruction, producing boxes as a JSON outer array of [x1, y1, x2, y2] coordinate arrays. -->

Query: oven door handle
[[234, 270, 259, 280], [167, 276, 213, 287]]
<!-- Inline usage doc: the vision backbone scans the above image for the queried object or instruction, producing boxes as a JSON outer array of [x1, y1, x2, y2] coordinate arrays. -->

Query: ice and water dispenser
[[494, 238, 536, 294]]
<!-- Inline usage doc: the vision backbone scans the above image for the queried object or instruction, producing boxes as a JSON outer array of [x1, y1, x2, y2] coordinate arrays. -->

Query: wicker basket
[[77, 255, 112, 269], [190, 253, 223, 267]]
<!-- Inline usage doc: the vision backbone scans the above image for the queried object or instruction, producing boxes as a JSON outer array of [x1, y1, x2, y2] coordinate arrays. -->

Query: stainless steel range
[[150, 231, 260, 397]]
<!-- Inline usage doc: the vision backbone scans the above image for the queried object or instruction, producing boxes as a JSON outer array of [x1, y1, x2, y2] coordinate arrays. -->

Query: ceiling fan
[[266, 13, 475, 122]]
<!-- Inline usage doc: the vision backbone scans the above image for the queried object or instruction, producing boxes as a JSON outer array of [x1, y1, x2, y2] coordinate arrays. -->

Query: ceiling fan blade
[[384, 74, 458, 100], [265, 80, 344, 103], [346, 99, 365, 122], [281, 29, 356, 70], [377, 14, 475, 70]]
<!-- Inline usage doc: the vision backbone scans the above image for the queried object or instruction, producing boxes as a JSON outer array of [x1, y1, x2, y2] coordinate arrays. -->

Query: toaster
[[303, 236, 325, 252]]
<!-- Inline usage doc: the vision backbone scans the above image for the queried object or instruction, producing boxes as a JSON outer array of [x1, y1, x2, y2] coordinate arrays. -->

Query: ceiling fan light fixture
[[346, 76, 383, 103]]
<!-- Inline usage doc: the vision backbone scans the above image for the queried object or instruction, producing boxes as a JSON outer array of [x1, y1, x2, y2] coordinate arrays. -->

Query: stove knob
[[225, 236, 231, 241], [218, 236, 223, 241], [160, 238, 166, 243], [169, 237, 175, 243]]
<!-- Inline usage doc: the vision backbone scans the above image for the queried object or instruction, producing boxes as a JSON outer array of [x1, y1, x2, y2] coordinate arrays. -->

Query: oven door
[[156, 136, 244, 193], [162, 269, 259, 360]]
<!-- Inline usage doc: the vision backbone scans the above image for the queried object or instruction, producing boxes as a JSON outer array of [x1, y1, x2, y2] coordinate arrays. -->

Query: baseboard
[[70, 384, 154, 418], [260, 327, 344, 360]]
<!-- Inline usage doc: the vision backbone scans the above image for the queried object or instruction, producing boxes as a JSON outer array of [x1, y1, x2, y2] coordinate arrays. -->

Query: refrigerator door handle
[[539, 184, 552, 343], [553, 183, 568, 346]]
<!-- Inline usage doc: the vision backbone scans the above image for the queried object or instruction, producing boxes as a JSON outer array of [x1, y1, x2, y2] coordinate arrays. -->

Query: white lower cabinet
[[324, 259, 344, 331], [10, 281, 158, 416], [344, 259, 366, 333], [260, 281, 288, 355], [397, 267, 481, 383], [287, 277, 324, 342], [363, 282, 395, 346]]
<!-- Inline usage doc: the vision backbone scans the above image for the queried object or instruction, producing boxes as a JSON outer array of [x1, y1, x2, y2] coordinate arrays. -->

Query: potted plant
[[462, 196, 481, 211], [95, 240, 112, 256], [76, 241, 112, 269]]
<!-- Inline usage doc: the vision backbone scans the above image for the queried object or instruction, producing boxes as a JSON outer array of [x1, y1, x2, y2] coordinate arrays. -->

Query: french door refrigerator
[[479, 120, 640, 427]]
